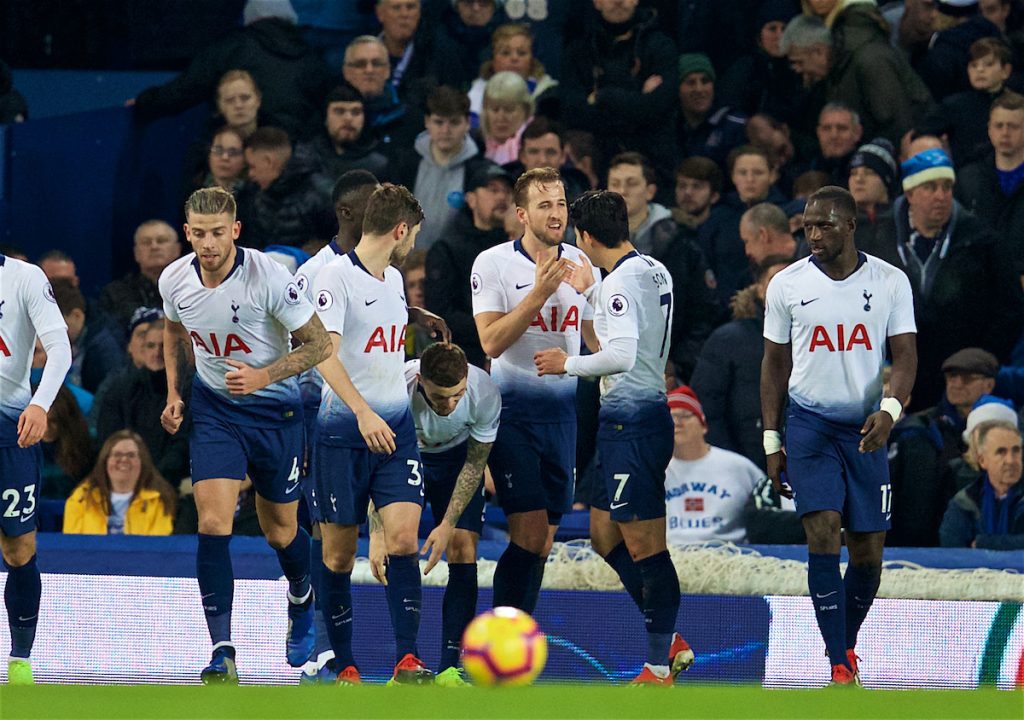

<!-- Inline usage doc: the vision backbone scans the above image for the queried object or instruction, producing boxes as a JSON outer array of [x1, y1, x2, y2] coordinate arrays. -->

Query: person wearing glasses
[[342, 35, 418, 149], [63, 430, 177, 536]]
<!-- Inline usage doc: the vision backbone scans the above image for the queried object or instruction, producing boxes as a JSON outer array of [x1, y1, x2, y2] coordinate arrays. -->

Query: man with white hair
[[940, 418, 1024, 549], [780, 10, 931, 143]]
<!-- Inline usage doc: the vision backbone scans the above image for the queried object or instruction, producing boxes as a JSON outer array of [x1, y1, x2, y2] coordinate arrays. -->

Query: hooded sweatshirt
[[412, 131, 480, 251]]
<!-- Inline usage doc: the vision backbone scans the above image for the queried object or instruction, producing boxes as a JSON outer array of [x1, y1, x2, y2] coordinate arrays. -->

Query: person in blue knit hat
[[859, 147, 1024, 412]]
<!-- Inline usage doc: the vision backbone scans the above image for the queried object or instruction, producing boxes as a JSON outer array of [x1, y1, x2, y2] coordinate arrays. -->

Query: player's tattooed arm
[[225, 315, 331, 395], [421, 439, 492, 574], [161, 320, 193, 435]]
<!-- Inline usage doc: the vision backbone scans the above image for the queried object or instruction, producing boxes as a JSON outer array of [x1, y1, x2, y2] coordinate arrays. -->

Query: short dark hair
[[402, 249, 426, 273], [727, 144, 776, 174], [426, 85, 470, 118], [676, 156, 724, 194], [970, 37, 1012, 65], [50, 277, 85, 316], [609, 151, 656, 186], [325, 82, 365, 112], [521, 117, 565, 146], [244, 126, 291, 152], [570, 190, 629, 248], [755, 254, 793, 281], [332, 169, 379, 206], [807, 185, 857, 219], [513, 167, 563, 208], [37, 249, 74, 266], [419, 343, 469, 387], [362, 183, 424, 235]]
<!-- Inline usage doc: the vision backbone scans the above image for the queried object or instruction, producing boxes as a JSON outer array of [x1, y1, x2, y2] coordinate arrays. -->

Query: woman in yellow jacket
[[63, 430, 177, 535]]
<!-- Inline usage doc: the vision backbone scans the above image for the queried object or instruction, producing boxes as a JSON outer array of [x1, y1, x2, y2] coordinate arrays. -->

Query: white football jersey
[[471, 239, 597, 422], [591, 252, 673, 414], [764, 253, 916, 424], [665, 447, 766, 544], [0, 255, 67, 445], [314, 251, 410, 443], [159, 247, 313, 418], [294, 240, 347, 410], [404, 360, 501, 453]]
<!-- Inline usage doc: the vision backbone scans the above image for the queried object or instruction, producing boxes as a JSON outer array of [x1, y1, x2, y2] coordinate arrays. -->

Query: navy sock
[[602, 542, 645, 611], [808, 552, 849, 669], [4, 555, 41, 659], [309, 537, 332, 663], [384, 553, 421, 662], [844, 563, 881, 652], [196, 534, 233, 646], [492, 543, 539, 611], [321, 567, 356, 669], [636, 551, 680, 666], [275, 526, 312, 602], [440, 563, 478, 671], [521, 556, 546, 614]]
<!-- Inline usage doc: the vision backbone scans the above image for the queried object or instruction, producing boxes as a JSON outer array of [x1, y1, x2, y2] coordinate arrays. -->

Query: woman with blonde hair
[[480, 71, 534, 164], [468, 24, 557, 127], [63, 430, 176, 535]]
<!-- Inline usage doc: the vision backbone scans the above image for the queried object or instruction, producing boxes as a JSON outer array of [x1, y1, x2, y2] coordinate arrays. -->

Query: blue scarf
[[980, 475, 1011, 535]]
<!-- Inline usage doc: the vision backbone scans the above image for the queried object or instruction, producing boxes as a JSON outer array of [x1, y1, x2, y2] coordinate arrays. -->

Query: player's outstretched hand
[[534, 347, 568, 376], [859, 411, 894, 454], [766, 451, 792, 499], [563, 254, 596, 295], [368, 529, 388, 585], [535, 249, 571, 297], [420, 521, 454, 575], [357, 408, 397, 454], [225, 359, 271, 395], [410, 307, 451, 343], [16, 404, 47, 448], [161, 398, 185, 435]]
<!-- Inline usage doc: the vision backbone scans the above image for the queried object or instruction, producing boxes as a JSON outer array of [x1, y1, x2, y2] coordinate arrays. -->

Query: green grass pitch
[[0, 685, 1021, 720]]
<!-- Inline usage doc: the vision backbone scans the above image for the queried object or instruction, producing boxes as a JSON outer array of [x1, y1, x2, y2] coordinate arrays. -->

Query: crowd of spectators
[[4, 0, 1023, 549]]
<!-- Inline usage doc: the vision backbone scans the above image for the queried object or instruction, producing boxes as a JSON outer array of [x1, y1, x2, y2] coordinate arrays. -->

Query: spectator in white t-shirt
[[665, 386, 766, 545]]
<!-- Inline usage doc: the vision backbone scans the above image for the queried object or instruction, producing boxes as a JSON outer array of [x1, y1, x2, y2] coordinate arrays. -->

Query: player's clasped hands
[[224, 359, 271, 395], [533, 347, 568, 376], [357, 407, 397, 454], [160, 398, 185, 435], [534, 248, 573, 297]]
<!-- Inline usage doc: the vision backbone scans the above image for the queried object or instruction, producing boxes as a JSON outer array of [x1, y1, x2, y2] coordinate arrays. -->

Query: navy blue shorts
[[0, 445, 40, 537], [785, 404, 891, 533], [423, 442, 486, 535], [190, 413, 304, 504], [312, 432, 424, 526], [488, 419, 576, 522], [593, 403, 674, 522]]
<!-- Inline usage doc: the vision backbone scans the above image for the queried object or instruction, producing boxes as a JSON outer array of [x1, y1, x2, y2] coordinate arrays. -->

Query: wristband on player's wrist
[[581, 282, 598, 302], [763, 430, 782, 455], [880, 397, 903, 423]]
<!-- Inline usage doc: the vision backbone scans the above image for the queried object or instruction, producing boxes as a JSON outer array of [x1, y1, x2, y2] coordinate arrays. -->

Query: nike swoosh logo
[[610, 501, 628, 510], [20, 513, 35, 522], [17, 615, 36, 622], [365, 299, 378, 306], [201, 592, 215, 599], [402, 598, 418, 604], [285, 483, 300, 494], [815, 591, 838, 598], [515, 283, 532, 290], [177, 302, 190, 311], [800, 298, 819, 306]]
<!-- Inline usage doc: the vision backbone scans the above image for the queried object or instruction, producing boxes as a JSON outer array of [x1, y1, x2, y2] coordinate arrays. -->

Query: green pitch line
[[0, 685, 1020, 720]]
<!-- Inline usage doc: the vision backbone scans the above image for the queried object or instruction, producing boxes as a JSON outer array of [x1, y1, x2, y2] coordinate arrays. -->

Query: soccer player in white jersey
[[312, 184, 433, 685], [0, 253, 71, 685], [761, 186, 917, 687], [366, 343, 499, 686], [535, 190, 693, 686], [471, 167, 598, 613], [159, 187, 332, 684]]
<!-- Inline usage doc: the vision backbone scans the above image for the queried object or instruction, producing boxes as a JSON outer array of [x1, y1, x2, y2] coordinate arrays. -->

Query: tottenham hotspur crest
[[862, 290, 872, 312]]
